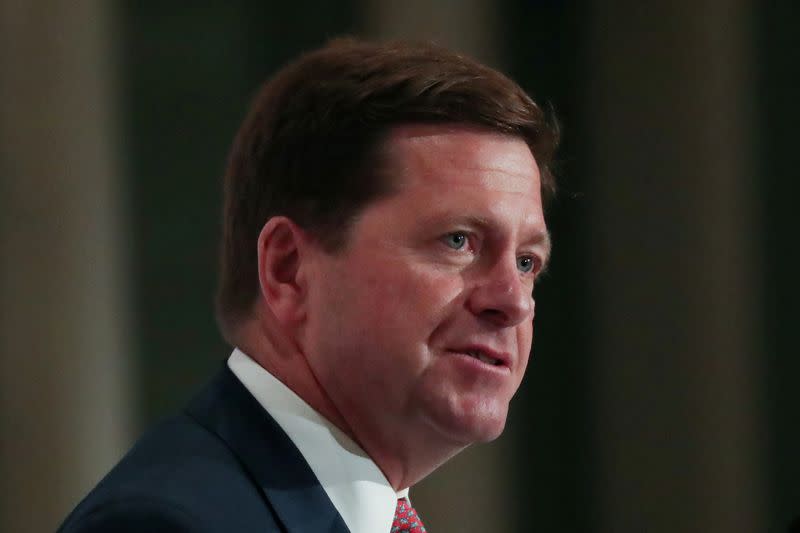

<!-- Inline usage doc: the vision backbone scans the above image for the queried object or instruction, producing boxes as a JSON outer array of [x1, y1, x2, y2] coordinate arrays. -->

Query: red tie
[[392, 498, 427, 532]]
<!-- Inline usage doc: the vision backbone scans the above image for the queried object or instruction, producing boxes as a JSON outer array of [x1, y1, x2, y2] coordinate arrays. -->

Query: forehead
[[358, 124, 548, 246], [381, 124, 541, 193]]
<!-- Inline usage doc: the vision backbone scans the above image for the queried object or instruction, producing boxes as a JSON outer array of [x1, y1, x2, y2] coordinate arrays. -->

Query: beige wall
[[0, 2, 133, 532]]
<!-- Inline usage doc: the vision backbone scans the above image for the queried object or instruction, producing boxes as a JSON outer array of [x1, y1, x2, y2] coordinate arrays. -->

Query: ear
[[256, 216, 310, 327]]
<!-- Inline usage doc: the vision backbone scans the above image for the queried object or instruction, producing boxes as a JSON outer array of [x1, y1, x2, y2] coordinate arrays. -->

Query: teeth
[[466, 350, 498, 366], [478, 354, 495, 365]]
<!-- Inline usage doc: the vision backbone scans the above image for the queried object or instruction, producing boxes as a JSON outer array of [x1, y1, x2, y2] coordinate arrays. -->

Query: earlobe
[[257, 217, 308, 327]]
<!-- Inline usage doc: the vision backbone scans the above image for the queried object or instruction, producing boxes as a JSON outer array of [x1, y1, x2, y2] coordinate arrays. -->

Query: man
[[59, 38, 558, 532]]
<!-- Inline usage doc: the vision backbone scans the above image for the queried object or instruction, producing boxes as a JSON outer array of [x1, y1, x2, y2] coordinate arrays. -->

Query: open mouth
[[462, 349, 503, 366]]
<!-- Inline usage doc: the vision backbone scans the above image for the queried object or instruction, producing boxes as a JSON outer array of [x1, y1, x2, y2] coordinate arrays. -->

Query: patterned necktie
[[392, 498, 427, 532]]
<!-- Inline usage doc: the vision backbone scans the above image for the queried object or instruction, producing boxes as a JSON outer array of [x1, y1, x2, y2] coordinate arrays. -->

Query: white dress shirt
[[228, 348, 408, 533]]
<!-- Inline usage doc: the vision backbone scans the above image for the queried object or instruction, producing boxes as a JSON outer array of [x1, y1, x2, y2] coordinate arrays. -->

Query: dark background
[[120, 1, 798, 531]]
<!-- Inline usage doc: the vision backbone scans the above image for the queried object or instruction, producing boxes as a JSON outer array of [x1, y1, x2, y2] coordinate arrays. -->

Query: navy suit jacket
[[58, 365, 350, 532]]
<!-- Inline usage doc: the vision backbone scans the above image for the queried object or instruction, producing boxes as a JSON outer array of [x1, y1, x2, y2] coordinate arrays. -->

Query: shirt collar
[[228, 348, 407, 533]]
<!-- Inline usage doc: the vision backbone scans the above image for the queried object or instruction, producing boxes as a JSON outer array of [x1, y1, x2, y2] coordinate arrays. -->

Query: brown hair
[[216, 37, 559, 339]]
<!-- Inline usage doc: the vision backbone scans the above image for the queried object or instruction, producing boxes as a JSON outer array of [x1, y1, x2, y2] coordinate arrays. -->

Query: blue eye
[[517, 256, 535, 273], [443, 232, 467, 250]]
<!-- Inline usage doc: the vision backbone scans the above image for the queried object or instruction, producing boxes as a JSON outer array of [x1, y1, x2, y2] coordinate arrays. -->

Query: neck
[[233, 314, 356, 443], [343, 411, 470, 490], [232, 312, 467, 492]]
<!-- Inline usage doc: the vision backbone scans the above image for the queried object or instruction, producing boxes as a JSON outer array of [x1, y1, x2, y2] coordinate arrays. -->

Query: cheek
[[520, 316, 534, 345], [514, 321, 534, 380], [359, 262, 464, 326]]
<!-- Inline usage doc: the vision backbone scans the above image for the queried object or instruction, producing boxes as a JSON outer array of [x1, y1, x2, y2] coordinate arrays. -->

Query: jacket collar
[[185, 363, 350, 533]]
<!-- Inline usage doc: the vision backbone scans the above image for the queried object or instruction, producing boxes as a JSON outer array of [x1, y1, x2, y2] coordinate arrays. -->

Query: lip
[[446, 344, 512, 369]]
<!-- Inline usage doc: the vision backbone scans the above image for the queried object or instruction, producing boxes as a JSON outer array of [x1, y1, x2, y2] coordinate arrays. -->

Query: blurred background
[[1, 0, 797, 532]]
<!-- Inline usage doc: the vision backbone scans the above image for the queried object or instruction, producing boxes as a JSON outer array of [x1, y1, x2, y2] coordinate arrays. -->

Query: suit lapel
[[186, 364, 350, 533]]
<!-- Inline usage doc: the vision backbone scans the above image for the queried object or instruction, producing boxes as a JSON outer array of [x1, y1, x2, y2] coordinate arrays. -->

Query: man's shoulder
[[58, 412, 281, 533], [90, 412, 257, 500]]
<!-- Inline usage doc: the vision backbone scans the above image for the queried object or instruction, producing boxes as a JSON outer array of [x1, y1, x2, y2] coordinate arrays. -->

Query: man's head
[[216, 38, 558, 338], [216, 38, 557, 488]]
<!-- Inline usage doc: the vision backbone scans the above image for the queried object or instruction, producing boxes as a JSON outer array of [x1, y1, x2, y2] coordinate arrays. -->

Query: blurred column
[[587, 1, 764, 532], [0, 2, 132, 532], [361, 2, 515, 532]]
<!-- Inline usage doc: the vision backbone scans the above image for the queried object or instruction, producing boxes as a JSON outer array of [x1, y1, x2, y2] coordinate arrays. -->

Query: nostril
[[478, 307, 512, 326]]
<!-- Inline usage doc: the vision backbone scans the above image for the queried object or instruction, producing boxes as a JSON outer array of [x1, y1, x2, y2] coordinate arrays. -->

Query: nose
[[467, 258, 534, 327]]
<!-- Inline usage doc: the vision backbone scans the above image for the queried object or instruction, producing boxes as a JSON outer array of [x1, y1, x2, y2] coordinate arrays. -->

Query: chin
[[465, 417, 507, 443], [426, 403, 510, 445]]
